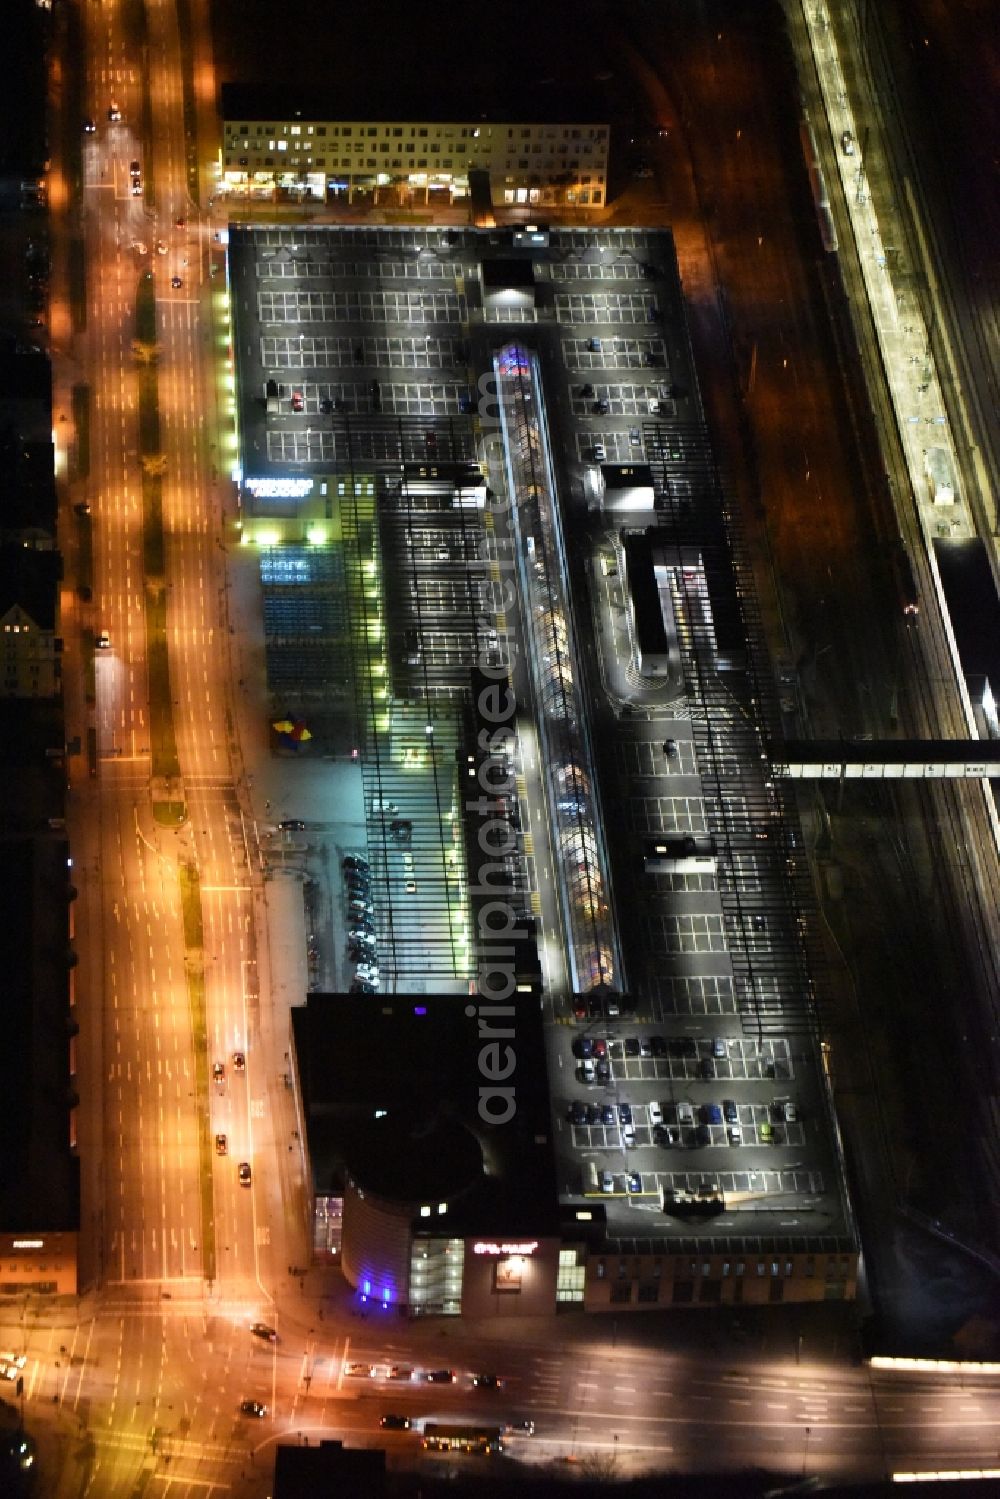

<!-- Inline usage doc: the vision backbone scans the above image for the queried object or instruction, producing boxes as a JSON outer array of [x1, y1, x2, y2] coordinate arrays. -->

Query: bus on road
[[421, 1424, 504, 1455]]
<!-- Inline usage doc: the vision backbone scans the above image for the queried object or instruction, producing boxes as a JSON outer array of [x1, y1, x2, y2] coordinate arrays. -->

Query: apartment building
[[0, 547, 61, 699], [219, 96, 609, 212]]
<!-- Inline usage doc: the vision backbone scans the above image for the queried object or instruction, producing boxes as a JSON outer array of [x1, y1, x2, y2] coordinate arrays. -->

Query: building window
[[393, 127, 402, 137], [610, 1283, 631, 1304], [557, 1248, 585, 1303], [595, 1259, 606, 1280], [735, 1262, 745, 1277], [652, 1259, 661, 1278], [367, 127, 377, 137], [637, 1283, 659, 1303], [419, 1205, 431, 1218]]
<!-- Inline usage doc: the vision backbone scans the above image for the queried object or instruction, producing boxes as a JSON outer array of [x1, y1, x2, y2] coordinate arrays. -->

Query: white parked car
[[649, 1100, 664, 1128]]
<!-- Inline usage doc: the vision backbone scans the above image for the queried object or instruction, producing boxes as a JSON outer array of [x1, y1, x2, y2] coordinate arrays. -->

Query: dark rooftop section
[[348, 1114, 484, 1203], [603, 463, 654, 490], [933, 538, 1000, 685], [0, 544, 60, 629], [219, 46, 606, 128], [623, 530, 668, 658], [273, 1439, 385, 1499], [0, 837, 79, 1233], [291, 992, 558, 1238], [482, 259, 537, 291], [0, 339, 52, 413]]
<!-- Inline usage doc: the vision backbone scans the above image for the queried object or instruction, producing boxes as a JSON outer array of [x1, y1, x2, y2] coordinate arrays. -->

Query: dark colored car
[[342, 856, 370, 873], [585, 1103, 601, 1125], [618, 1103, 633, 1127], [572, 1036, 594, 1059], [626, 1172, 642, 1193], [624, 1038, 641, 1058], [279, 819, 306, 831], [238, 1162, 252, 1186], [214, 1133, 227, 1155], [595, 1058, 611, 1084], [240, 1400, 266, 1417], [251, 1323, 277, 1341], [232, 1052, 245, 1071], [569, 1100, 587, 1126], [592, 1038, 608, 1058], [723, 1099, 739, 1124], [212, 1061, 225, 1083], [693, 1125, 711, 1147], [472, 1373, 504, 1389], [600, 1103, 615, 1127], [380, 1414, 411, 1430], [170, 275, 183, 289], [649, 1035, 667, 1057], [700, 1103, 723, 1126], [425, 1369, 456, 1384]]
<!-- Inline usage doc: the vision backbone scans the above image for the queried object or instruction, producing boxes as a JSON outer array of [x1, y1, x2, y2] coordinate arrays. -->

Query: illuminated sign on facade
[[244, 477, 314, 500], [12, 1240, 44, 1250], [472, 1240, 538, 1257]]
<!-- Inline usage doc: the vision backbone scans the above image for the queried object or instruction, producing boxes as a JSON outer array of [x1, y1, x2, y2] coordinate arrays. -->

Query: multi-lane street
[[9, 0, 996, 1493]]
